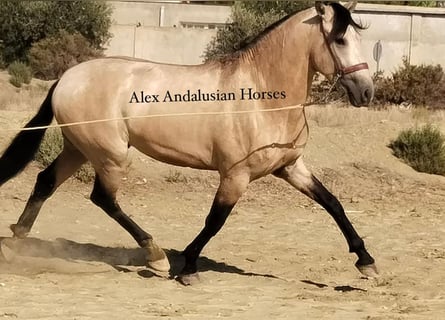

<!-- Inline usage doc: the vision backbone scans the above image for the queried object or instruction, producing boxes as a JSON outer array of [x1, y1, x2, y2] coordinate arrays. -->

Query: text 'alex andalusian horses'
[[0, 2, 378, 285]]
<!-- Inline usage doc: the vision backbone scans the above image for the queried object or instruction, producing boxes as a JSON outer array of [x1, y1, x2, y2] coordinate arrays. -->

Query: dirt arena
[[0, 77, 444, 319]]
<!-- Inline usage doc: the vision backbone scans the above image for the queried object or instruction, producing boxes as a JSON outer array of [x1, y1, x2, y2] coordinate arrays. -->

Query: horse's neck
[[237, 11, 316, 106]]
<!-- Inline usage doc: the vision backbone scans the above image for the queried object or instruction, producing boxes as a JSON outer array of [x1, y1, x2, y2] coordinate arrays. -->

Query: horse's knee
[[33, 163, 58, 199]]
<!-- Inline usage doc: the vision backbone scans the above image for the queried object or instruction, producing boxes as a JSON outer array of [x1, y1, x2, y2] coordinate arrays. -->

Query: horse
[[0, 1, 378, 285]]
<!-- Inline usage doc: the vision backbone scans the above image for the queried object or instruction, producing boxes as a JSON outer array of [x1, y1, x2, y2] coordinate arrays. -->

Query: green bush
[[29, 31, 103, 80], [373, 58, 445, 108], [36, 129, 95, 183], [7, 61, 32, 87], [389, 125, 445, 175], [203, 1, 311, 61], [0, 1, 112, 64]]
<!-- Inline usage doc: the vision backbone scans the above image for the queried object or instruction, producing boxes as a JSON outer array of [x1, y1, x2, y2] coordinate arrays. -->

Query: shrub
[[35, 129, 95, 183], [373, 57, 445, 108], [0, 1, 112, 64], [389, 124, 445, 175], [28, 31, 103, 80], [7, 61, 32, 87]]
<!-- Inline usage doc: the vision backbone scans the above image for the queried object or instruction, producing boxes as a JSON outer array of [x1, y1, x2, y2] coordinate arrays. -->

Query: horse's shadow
[[0, 236, 279, 280]]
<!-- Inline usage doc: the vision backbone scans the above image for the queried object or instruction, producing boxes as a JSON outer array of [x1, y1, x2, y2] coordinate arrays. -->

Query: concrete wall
[[354, 3, 445, 74], [105, 1, 230, 64], [107, 25, 217, 64], [105, 1, 445, 72], [109, 1, 230, 27]]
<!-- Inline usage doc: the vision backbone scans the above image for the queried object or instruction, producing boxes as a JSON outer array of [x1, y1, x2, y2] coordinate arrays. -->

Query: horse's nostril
[[363, 88, 372, 103]]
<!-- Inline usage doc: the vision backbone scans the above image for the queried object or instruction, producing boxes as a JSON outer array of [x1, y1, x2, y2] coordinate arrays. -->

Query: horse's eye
[[335, 38, 345, 46]]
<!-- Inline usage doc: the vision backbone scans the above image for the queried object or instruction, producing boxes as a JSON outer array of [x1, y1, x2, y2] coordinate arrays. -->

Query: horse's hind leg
[[10, 139, 86, 238], [90, 163, 170, 273], [274, 158, 378, 278]]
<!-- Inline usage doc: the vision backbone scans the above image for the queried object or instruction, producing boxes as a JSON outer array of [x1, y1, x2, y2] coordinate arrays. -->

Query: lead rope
[[0, 105, 305, 132]]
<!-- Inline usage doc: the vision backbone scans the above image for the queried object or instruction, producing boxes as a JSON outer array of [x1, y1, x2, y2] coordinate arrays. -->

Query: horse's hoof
[[176, 272, 200, 286], [145, 240, 170, 272], [9, 224, 28, 239], [356, 263, 379, 279], [147, 256, 170, 273]]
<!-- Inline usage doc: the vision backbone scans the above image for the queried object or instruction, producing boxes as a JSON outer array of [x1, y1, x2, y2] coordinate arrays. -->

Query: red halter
[[339, 62, 369, 76]]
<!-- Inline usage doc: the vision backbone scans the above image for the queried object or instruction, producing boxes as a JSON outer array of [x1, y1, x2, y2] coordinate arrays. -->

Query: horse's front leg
[[178, 173, 249, 285], [274, 158, 378, 278]]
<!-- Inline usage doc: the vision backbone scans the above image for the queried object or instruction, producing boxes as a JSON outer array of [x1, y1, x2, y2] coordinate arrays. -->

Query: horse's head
[[311, 1, 373, 107]]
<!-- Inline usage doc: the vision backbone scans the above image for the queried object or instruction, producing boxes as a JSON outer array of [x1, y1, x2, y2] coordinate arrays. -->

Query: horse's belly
[[128, 129, 216, 170]]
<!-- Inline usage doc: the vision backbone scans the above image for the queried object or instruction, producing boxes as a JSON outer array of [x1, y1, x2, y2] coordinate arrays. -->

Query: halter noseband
[[338, 62, 369, 76]]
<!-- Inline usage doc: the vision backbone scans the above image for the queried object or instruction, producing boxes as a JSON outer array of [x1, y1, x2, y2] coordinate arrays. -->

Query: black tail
[[0, 81, 58, 186]]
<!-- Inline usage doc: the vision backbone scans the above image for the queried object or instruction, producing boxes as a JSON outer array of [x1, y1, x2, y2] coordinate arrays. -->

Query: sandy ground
[[0, 79, 444, 319]]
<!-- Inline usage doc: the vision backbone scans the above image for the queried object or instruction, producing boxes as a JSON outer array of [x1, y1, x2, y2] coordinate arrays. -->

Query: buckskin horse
[[0, 1, 378, 285]]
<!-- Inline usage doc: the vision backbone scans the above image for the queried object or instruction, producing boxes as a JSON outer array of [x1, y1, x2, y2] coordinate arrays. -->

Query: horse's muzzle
[[340, 73, 374, 107]]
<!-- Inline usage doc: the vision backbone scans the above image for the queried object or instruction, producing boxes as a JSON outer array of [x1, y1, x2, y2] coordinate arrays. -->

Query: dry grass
[[305, 104, 445, 130], [0, 71, 52, 111], [164, 169, 189, 183]]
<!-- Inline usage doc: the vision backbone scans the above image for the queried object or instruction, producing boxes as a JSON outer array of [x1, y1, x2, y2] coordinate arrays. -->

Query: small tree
[[0, 1, 112, 64], [29, 31, 103, 80]]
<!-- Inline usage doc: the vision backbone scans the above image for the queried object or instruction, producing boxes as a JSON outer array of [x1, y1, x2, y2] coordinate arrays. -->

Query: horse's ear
[[315, 2, 334, 22], [315, 1, 326, 16], [343, 1, 358, 12]]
